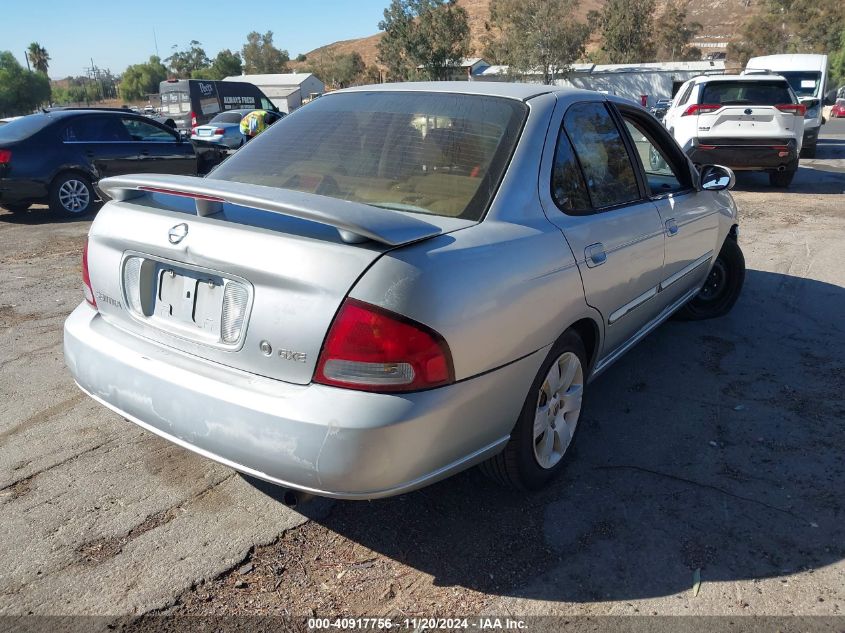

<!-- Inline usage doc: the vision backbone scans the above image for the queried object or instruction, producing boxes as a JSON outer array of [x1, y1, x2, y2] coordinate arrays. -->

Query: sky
[[0, 0, 388, 79]]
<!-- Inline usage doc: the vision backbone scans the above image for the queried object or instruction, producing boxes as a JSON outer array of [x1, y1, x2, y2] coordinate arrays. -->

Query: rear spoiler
[[97, 174, 443, 246]]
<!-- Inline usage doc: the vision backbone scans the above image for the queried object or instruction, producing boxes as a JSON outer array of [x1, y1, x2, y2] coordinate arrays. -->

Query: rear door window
[[61, 116, 131, 142], [563, 102, 641, 209], [700, 81, 794, 105], [550, 128, 591, 215]]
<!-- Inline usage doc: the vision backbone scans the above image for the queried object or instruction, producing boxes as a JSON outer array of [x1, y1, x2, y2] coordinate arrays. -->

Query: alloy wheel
[[533, 351, 584, 469], [58, 179, 90, 214]]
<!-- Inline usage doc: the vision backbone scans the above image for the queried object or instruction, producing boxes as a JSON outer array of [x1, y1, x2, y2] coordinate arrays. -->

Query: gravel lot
[[1, 120, 844, 621]]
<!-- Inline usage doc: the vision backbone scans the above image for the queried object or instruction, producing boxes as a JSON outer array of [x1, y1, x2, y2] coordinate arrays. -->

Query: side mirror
[[700, 165, 735, 191], [805, 98, 820, 110]]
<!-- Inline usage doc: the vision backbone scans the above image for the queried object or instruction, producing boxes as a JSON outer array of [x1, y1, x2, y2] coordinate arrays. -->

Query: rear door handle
[[665, 218, 679, 236], [140, 150, 150, 157], [585, 243, 607, 268]]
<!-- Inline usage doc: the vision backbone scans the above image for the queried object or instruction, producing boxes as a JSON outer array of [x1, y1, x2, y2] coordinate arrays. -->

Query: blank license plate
[[156, 268, 223, 336]]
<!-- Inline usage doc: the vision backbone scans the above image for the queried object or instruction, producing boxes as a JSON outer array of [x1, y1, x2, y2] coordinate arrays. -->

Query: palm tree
[[27, 42, 50, 74]]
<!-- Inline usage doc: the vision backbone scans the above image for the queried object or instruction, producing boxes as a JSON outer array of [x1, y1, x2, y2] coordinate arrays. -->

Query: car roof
[[693, 74, 789, 83], [338, 81, 594, 102]]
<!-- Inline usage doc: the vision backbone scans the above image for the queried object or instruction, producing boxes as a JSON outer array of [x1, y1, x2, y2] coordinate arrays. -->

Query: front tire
[[480, 330, 587, 490], [676, 237, 745, 321], [49, 172, 97, 217]]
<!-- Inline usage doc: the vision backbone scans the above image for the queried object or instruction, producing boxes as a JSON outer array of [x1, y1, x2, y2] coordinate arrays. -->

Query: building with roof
[[473, 61, 727, 106], [223, 73, 325, 114]]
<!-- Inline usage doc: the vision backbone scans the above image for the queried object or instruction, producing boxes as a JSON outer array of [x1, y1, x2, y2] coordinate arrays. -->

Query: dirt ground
[[1, 121, 844, 622]]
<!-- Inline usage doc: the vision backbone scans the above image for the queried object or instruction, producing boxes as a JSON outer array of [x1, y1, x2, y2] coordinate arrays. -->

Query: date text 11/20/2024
[[308, 617, 528, 630]]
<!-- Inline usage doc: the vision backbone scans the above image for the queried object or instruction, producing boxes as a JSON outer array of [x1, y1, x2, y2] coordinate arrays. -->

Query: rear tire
[[49, 172, 97, 217], [480, 330, 587, 491], [675, 237, 745, 321], [800, 144, 816, 159], [769, 169, 795, 188], [1, 203, 31, 213]]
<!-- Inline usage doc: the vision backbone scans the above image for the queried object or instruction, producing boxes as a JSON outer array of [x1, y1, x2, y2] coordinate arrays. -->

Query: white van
[[746, 54, 829, 158]]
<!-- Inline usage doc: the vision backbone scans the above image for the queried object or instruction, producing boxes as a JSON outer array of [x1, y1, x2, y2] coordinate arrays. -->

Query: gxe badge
[[168, 223, 189, 244]]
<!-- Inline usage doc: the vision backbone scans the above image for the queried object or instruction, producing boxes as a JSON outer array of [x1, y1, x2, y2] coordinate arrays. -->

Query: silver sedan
[[64, 82, 744, 502]]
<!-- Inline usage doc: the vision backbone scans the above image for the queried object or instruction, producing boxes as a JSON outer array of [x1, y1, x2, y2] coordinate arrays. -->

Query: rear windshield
[[209, 91, 527, 220], [0, 114, 53, 142], [700, 81, 794, 106], [209, 111, 244, 124]]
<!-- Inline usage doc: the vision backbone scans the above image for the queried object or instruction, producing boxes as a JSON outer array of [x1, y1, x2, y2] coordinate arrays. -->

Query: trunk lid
[[87, 175, 472, 384], [696, 105, 803, 140]]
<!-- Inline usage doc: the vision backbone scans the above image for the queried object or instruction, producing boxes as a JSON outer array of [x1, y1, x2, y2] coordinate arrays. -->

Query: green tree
[[377, 0, 471, 81], [119, 55, 168, 101], [728, 0, 844, 67], [309, 51, 367, 88], [295, 54, 307, 62], [165, 40, 210, 78], [242, 31, 289, 74], [192, 49, 243, 80], [0, 51, 51, 116], [589, 0, 657, 63], [26, 42, 50, 74], [655, 1, 702, 61], [831, 30, 845, 88], [484, 0, 590, 85]]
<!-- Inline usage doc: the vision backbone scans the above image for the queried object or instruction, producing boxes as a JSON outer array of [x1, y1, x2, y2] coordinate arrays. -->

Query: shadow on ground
[[0, 206, 94, 225], [249, 269, 845, 602]]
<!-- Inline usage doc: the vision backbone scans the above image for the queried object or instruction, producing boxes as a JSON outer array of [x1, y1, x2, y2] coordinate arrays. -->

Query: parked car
[[0, 109, 196, 216], [64, 83, 744, 503], [191, 109, 284, 148], [831, 99, 845, 118], [663, 74, 805, 187], [650, 98, 673, 121]]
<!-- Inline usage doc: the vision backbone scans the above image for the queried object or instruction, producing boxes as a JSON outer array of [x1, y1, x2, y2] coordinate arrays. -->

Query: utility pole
[[23, 50, 31, 71]]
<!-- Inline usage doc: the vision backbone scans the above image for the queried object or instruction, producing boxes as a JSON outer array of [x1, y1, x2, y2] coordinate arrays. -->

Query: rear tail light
[[698, 145, 716, 150], [315, 299, 454, 392], [776, 104, 806, 116], [190, 111, 197, 129], [0, 149, 11, 164], [214, 128, 225, 135], [82, 240, 96, 308], [683, 104, 721, 116]]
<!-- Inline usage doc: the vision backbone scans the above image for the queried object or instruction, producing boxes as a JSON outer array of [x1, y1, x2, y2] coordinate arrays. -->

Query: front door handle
[[585, 243, 607, 268], [665, 218, 679, 236]]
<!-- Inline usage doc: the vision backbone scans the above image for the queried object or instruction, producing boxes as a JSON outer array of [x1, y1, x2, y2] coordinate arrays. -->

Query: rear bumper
[[687, 138, 799, 172], [0, 177, 48, 205], [64, 304, 542, 499]]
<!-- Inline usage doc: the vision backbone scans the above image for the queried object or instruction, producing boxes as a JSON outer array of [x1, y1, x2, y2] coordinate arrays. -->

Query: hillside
[[298, 0, 761, 70]]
